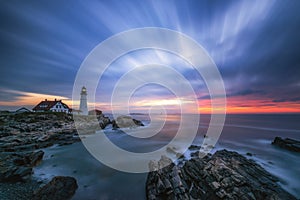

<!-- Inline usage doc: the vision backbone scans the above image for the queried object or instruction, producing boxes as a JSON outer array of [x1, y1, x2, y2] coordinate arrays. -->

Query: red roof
[[33, 100, 69, 111]]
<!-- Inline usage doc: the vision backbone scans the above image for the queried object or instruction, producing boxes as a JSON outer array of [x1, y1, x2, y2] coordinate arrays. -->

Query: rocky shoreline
[[0, 112, 79, 153], [1, 112, 298, 199], [146, 146, 297, 200], [0, 112, 80, 199], [0, 112, 144, 152], [0, 111, 144, 199]]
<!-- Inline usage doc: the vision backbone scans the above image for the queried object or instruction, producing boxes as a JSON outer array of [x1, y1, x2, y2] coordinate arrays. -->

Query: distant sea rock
[[33, 176, 78, 200], [146, 148, 296, 200], [272, 137, 300, 152], [112, 115, 144, 129]]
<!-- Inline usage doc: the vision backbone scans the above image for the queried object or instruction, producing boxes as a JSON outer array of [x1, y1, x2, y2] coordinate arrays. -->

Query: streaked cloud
[[0, 0, 300, 113]]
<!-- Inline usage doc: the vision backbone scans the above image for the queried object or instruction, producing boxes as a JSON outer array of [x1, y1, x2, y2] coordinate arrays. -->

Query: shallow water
[[33, 114, 300, 199]]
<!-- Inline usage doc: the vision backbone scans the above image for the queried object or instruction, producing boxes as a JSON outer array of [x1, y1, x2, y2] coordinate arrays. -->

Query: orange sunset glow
[[2, 90, 300, 114]]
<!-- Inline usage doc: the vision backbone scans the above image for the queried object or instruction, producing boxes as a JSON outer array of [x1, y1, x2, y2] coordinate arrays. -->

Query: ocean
[[33, 114, 300, 199]]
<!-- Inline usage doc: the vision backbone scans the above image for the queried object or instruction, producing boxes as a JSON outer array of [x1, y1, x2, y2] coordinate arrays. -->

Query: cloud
[[226, 89, 266, 97], [1, 0, 300, 113], [272, 97, 300, 103], [0, 89, 70, 110]]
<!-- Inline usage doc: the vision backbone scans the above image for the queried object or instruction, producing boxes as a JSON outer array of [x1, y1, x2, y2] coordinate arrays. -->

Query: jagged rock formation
[[272, 137, 300, 152], [146, 149, 296, 200], [33, 176, 78, 200]]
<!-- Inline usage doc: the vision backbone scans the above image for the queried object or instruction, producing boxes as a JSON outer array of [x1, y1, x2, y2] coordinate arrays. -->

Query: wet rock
[[10, 150, 45, 167], [146, 149, 296, 200], [272, 137, 300, 152], [188, 144, 200, 151], [97, 114, 111, 129], [0, 151, 44, 183], [33, 176, 78, 200], [28, 150, 44, 166]]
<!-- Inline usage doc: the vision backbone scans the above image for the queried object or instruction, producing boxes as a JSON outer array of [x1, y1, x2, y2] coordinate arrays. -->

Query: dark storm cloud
[[199, 89, 265, 100], [226, 89, 266, 97], [0, 0, 299, 108], [216, 1, 300, 101], [273, 97, 300, 103], [0, 90, 24, 102], [0, 1, 110, 97]]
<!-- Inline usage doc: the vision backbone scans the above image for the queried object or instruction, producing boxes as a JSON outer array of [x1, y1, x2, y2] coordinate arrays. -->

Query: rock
[[74, 115, 103, 134], [11, 150, 44, 167], [146, 149, 296, 200], [0, 151, 44, 183], [97, 114, 111, 129], [166, 146, 179, 155], [28, 150, 44, 166], [33, 176, 78, 200], [0, 179, 41, 200], [0, 112, 81, 152], [148, 160, 158, 171], [188, 144, 200, 150], [74, 111, 111, 132], [158, 155, 173, 169], [0, 166, 32, 183], [112, 115, 144, 129], [132, 118, 144, 127], [272, 137, 300, 152]]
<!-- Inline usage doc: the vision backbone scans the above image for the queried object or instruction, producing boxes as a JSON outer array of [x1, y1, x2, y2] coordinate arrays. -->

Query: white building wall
[[79, 94, 88, 115], [50, 102, 69, 113]]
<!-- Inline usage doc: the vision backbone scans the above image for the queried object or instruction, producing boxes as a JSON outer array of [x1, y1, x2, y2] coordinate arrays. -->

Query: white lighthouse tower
[[79, 86, 88, 115]]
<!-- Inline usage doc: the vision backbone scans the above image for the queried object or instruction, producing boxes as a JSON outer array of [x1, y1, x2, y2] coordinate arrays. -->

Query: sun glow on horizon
[[1, 89, 300, 114]]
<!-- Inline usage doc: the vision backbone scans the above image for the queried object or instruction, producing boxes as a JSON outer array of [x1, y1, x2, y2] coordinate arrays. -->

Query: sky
[[0, 0, 300, 113]]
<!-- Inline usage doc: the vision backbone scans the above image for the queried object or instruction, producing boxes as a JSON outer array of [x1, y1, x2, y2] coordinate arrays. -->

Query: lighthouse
[[79, 86, 88, 115]]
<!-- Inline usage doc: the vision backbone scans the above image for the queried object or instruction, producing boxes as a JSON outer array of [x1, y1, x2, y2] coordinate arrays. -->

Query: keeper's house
[[33, 99, 70, 113]]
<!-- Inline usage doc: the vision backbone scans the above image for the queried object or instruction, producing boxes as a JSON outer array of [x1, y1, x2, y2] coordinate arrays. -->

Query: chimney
[[55, 98, 57, 101], [45, 99, 47, 101]]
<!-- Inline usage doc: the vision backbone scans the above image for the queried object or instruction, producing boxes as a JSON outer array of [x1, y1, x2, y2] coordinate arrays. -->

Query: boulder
[[33, 176, 78, 200], [146, 148, 296, 200], [112, 115, 144, 129], [272, 137, 300, 152]]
